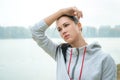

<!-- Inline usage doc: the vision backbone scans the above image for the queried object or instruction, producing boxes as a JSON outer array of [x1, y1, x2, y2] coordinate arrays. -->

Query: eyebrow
[[63, 22, 69, 25], [56, 21, 69, 28]]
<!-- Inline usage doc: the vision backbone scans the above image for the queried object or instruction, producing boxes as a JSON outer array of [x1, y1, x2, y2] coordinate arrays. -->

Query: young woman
[[31, 7, 117, 80]]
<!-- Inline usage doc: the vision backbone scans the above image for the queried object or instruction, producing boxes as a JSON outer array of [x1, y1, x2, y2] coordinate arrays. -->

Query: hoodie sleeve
[[102, 54, 117, 80], [30, 20, 58, 60]]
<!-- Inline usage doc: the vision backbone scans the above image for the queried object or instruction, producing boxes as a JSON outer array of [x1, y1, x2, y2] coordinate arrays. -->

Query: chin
[[64, 38, 73, 44]]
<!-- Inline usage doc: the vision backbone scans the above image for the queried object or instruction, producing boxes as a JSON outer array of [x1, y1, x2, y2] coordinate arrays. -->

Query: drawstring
[[68, 47, 87, 80], [79, 47, 87, 80], [68, 49, 73, 76]]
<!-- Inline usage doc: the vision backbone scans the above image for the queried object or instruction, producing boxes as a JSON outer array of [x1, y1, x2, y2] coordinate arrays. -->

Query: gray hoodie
[[31, 20, 117, 80]]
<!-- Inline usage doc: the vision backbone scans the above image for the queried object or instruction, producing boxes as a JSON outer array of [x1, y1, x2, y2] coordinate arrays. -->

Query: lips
[[64, 34, 70, 40]]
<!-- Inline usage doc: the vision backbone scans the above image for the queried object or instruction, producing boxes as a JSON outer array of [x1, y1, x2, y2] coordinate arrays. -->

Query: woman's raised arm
[[44, 7, 83, 26]]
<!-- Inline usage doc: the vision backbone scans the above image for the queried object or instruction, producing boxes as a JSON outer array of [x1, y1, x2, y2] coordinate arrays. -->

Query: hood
[[86, 41, 102, 54]]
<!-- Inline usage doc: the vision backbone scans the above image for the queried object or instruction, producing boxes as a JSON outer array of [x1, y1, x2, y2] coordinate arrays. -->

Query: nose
[[61, 28, 67, 35]]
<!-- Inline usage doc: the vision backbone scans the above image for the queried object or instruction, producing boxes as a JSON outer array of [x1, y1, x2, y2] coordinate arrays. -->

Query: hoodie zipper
[[68, 47, 87, 80], [71, 48, 80, 79]]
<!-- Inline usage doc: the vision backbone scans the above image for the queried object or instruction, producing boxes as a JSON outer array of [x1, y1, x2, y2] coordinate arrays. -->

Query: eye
[[57, 27, 62, 32], [63, 23, 69, 27]]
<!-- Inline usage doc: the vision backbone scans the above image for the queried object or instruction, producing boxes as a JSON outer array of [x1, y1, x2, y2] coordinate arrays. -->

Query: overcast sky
[[0, 0, 120, 28]]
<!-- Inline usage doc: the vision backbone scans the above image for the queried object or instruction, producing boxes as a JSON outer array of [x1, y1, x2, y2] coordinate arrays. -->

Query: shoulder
[[101, 52, 117, 79], [95, 49, 115, 65], [87, 45, 116, 66], [97, 51, 116, 72], [86, 41, 115, 62], [101, 52, 116, 66]]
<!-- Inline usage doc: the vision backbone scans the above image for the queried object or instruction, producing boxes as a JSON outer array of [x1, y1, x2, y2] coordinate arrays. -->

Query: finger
[[74, 11, 80, 19], [78, 11, 83, 19], [72, 7, 83, 19], [73, 6, 78, 11], [73, 9, 79, 17], [80, 11, 83, 18], [73, 7, 81, 18]]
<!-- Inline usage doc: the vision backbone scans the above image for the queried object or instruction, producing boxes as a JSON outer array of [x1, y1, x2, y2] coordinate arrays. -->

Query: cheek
[[59, 32, 64, 38], [70, 27, 80, 38], [70, 27, 78, 34]]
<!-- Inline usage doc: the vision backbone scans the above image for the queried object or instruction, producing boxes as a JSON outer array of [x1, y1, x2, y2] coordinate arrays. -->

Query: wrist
[[58, 9, 64, 17]]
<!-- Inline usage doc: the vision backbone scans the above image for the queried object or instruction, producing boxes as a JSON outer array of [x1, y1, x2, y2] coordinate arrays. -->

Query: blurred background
[[0, 0, 120, 80]]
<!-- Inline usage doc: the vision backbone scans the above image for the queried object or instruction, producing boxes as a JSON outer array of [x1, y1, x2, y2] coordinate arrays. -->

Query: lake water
[[0, 38, 120, 80]]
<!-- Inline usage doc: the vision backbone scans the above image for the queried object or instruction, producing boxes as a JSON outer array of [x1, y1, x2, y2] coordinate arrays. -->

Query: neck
[[70, 37, 87, 48]]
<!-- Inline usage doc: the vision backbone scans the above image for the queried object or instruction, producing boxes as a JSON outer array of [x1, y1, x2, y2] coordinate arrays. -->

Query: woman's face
[[56, 16, 81, 44]]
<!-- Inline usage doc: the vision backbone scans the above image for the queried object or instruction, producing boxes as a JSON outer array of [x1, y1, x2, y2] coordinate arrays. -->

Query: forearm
[[44, 9, 63, 26], [44, 7, 83, 26]]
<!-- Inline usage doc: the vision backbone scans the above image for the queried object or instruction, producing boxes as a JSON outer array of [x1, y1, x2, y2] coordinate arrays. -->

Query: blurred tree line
[[46, 25, 120, 38], [82, 25, 120, 38], [0, 25, 120, 39], [0, 26, 31, 39]]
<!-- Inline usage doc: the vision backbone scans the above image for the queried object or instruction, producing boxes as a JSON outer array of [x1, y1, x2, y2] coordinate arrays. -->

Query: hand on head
[[44, 6, 83, 26], [61, 7, 83, 19]]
